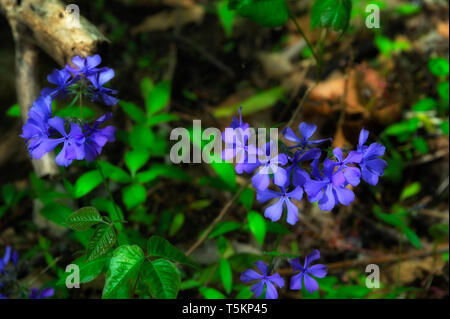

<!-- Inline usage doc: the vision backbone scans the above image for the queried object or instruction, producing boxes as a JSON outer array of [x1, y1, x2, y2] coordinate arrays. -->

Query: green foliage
[[311, 0, 352, 32], [428, 58, 450, 78], [73, 170, 103, 198], [199, 287, 226, 299], [209, 221, 242, 238], [247, 211, 266, 245], [141, 259, 181, 299], [57, 255, 110, 286], [66, 207, 103, 231], [147, 235, 198, 268], [375, 35, 410, 57], [6, 104, 20, 117], [103, 245, 145, 298], [229, 0, 289, 27], [217, 0, 235, 37], [399, 182, 421, 201], [40, 203, 72, 226], [122, 183, 146, 210], [86, 224, 117, 261], [219, 258, 233, 294]]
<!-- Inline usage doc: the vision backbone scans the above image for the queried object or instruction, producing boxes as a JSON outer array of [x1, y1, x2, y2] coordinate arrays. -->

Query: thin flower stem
[[288, 11, 320, 70], [268, 217, 286, 274], [95, 160, 124, 233]]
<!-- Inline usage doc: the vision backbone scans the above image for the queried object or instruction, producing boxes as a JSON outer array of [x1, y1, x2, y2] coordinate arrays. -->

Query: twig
[[185, 179, 251, 256]]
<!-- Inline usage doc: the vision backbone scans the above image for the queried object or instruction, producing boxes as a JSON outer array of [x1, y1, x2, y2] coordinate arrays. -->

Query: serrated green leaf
[[229, 0, 288, 27], [141, 259, 181, 299], [311, 0, 352, 32], [122, 184, 146, 210], [219, 258, 233, 294], [247, 211, 266, 245], [147, 235, 198, 268], [102, 245, 144, 299], [57, 255, 110, 286], [66, 206, 103, 231], [87, 224, 117, 261]]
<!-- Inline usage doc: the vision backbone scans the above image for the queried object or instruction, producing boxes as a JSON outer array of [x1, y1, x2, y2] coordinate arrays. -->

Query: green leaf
[[412, 98, 437, 112], [86, 224, 117, 261], [6, 104, 20, 117], [169, 212, 185, 237], [441, 120, 449, 135], [412, 137, 428, 154], [125, 149, 150, 176], [73, 170, 103, 198], [199, 287, 226, 299], [247, 211, 266, 245], [399, 182, 421, 201], [119, 101, 146, 123], [383, 118, 419, 137], [229, 0, 288, 27], [373, 205, 404, 228], [40, 203, 72, 226], [146, 113, 179, 127], [66, 206, 103, 231], [218, 0, 235, 37], [209, 221, 242, 238], [219, 258, 233, 294], [129, 124, 155, 150], [311, 0, 352, 32], [102, 245, 144, 299], [438, 81, 449, 107], [122, 184, 146, 210], [213, 87, 285, 118], [428, 57, 449, 77], [147, 235, 198, 268], [402, 227, 422, 249], [394, 3, 420, 16], [57, 255, 109, 286], [146, 81, 171, 115], [2, 184, 15, 205], [239, 188, 254, 211], [141, 259, 181, 299], [135, 164, 189, 183], [97, 161, 132, 184]]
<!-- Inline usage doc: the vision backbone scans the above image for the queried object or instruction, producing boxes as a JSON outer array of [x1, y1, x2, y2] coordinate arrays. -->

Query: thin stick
[[186, 180, 251, 256]]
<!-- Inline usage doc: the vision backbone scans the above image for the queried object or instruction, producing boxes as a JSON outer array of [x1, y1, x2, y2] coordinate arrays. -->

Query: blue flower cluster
[[21, 55, 117, 167], [223, 108, 387, 224], [240, 250, 327, 299], [0, 246, 54, 299]]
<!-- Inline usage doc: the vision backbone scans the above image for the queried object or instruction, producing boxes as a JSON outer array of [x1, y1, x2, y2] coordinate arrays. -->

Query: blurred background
[[0, 0, 448, 299]]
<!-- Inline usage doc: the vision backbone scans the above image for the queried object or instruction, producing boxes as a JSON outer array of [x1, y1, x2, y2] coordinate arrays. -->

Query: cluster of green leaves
[[382, 57, 449, 183], [0, 184, 25, 219]]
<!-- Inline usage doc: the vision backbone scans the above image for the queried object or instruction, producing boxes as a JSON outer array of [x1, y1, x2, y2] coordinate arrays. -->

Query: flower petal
[[303, 274, 319, 293], [299, 122, 317, 140], [263, 198, 284, 223], [307, 264, 327, 278], [240, 269, 263, 282]]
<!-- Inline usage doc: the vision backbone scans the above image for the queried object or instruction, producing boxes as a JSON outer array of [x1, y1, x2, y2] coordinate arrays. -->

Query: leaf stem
[[95, 160, 124, 233], [288, 11, 320, 70]]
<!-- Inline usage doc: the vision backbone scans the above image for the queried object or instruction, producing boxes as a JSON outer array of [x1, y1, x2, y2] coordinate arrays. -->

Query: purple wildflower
[[304, 159, 355, 211], [66, 54, 103, 77], [289, 249, 327, 293], [357, 129, 387, 185], [29, 287, 54, 299], [0, 246, 12, 274], [229, 106, 250, 131], [282, 122, 331, 149], [251, 141, 288, 190], [83, 113, 117, 162], [240, 261, 284, 299], [256, 186, 303, 225], [47, 117, 86, 167], [87, 68, 118, 106], [41, 68, 73, 98], [286, 148, 321, 187], [329, 147, 362, 186], [21, 96, 55, 159]]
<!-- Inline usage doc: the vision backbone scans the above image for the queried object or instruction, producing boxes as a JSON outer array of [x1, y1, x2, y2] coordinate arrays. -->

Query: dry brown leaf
[[332, 125, 350, 148], [131, 5, 205, 34], [437, 21, 449, 39], [383, 256, 445, 285], [310, 73, 345, 101]]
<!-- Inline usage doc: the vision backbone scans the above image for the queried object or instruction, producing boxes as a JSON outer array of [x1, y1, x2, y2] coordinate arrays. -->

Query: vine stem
[[95, 160, 124, 232], [288, 10, 320, 70]]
